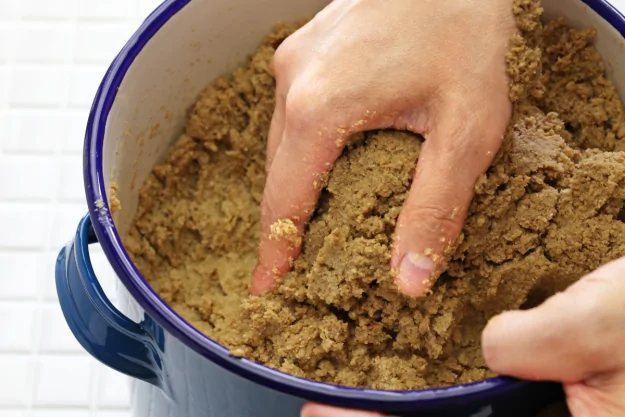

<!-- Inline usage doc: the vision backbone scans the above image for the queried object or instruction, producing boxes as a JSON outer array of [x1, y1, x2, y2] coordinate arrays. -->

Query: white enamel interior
[[101, 0, 625, 238]]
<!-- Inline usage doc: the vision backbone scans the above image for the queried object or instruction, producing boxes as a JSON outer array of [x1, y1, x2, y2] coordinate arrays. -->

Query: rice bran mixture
[[124, 1, 625, 390]]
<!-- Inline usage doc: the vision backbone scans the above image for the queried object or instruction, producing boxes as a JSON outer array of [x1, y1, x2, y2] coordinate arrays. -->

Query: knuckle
[[438, 91, 509, 148], [436, 114, 503, 167], [551, 283, 620, 357], [443, 111, 480, 144], [285, 84, 327, 126], [404, 204, 462, 235], [576, 288, 608, 327], [260, 185, 284, 231], [272, 30, 307, 81], [272, 42, 292, 77]]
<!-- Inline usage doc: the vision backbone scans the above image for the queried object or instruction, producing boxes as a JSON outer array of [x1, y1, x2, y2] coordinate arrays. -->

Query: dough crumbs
[[269, 219, 300, 245], [230, 347, 246, 358], [125, 1, 625, 390], [109, 182, 121, 216]]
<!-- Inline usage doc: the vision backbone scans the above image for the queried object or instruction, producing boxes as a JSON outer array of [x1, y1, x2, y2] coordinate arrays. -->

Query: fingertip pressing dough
[[125, 0, 625, 390]]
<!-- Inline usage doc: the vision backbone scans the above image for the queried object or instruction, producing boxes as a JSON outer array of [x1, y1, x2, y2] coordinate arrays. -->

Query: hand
[[482, 257, 625, 416], [299, 257, 625, 417], [302, 405, 388, 417], [251, 0, 516, 297]]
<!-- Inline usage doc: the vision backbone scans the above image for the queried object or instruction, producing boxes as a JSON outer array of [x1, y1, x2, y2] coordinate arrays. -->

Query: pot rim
[[84, 0, 625, 409]]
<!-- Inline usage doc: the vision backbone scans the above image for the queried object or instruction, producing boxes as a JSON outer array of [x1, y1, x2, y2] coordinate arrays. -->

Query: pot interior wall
[[102, 0, 625, 242], [103, 0, 330, 237]]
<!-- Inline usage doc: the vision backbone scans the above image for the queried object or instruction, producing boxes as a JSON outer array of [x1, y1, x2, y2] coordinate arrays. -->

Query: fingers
[[267, 33, 296, 172], [565, 377, 625, 417], [251, 93, 346, 295], [301, 404, 391, 417], [266, 91, 286, 171], [482, 257, 625, 383], [392, 107, 504, 297]]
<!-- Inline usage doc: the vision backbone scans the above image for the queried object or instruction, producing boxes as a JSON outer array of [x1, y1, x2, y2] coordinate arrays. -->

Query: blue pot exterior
[[122, 294, 563, 417], [122, 293, 308, 417], [55, 0, 625, 416]]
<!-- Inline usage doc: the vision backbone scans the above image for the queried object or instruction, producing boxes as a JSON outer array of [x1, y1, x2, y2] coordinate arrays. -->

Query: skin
[[249, 0, 625, 415]]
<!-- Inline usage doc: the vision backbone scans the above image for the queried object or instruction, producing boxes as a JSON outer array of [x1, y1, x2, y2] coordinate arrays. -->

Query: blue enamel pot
[[55, 0, 625, 416]]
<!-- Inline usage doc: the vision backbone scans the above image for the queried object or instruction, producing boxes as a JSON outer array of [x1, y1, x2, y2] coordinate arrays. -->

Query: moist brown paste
[[124, 1, 625, 390]]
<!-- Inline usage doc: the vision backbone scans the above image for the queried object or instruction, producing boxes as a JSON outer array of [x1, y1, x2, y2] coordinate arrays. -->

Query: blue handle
[[56, 214, 164, 387]]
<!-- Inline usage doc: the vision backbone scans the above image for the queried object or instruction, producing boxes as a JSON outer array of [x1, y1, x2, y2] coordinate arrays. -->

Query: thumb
[[482, 258, 625, 382], [392, 110, 503, 297], [482, 258, 625, 416]]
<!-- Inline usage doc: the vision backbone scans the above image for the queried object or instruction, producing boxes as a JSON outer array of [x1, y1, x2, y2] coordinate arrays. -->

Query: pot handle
[[56, 214, 164, 388]]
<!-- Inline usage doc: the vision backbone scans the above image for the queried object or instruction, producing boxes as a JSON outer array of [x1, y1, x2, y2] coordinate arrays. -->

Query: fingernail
[[397, 253, 434, 297]]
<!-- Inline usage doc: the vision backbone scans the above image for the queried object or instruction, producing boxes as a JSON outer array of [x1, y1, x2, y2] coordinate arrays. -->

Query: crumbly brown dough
[[109, 182, 121, 216], [269, 219, 300, 246], [125, 1, 625, 390]]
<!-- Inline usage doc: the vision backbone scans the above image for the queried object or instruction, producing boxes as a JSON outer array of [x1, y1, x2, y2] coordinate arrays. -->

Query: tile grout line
[[27, 0, 77, 411], [22, 10, 41, 416], [0, 4, 16, 159], [69, 1, 102, 414], [2, 1, 40, 412]]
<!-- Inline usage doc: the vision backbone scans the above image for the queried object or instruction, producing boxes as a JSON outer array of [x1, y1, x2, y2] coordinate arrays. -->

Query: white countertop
[[2, 0, 625, 416]]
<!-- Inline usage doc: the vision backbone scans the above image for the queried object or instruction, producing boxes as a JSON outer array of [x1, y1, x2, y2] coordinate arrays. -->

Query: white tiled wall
[[0, 0, 163, 415]]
